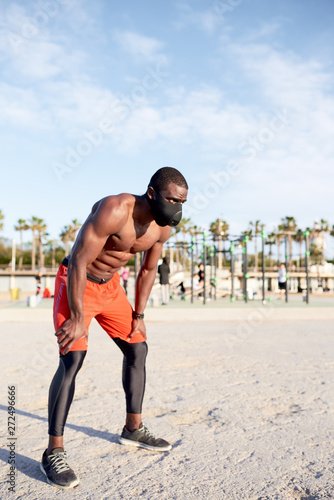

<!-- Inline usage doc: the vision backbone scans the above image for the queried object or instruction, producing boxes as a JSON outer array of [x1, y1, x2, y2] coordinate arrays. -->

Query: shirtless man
[[40, 167, 188, 489]]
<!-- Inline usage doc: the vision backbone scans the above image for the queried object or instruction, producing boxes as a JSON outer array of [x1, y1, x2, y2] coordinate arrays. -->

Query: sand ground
[[0, 303, 333, 499]]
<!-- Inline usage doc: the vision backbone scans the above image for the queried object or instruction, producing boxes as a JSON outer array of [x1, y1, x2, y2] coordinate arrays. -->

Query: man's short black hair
[[149, 167, 188, 192]]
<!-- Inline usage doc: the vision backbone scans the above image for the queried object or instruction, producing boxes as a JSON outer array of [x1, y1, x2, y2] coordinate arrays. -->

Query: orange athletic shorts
[[53, 264, 145, 354]]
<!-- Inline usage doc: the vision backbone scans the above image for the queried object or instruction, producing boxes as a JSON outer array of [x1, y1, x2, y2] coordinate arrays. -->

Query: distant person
[[158, 257, 170, 305], [121, 266, 130, 295], [36, 276, 41, 295], [36, 271, 43, 296], [278, 263, 286, 299], [177, 281, 186, 294], [198, 263, 204, 296], [198, 263, 204, 286], [193, 273, 200, 291]]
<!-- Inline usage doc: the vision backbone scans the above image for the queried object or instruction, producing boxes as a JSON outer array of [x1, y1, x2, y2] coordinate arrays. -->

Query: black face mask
[[145, 188, 182, 227]]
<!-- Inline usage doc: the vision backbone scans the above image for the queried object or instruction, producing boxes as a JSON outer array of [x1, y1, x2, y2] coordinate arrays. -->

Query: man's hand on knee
[[128, 318, 147, 341], [55, 319, 88, 355]]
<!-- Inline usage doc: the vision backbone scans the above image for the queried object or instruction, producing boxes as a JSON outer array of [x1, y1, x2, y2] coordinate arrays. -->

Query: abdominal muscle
[[86, 249, 134, 280], [85, 234, 158, 280]]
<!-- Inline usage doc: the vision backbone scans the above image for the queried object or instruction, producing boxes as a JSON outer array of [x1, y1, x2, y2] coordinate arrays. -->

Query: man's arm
[[129, 232, 170, 340], [56, 196, 128, 354]]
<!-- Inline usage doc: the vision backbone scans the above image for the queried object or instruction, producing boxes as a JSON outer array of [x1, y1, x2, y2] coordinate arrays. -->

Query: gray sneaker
[[40, 448, 79, 489], [119, 423, 172, 452]]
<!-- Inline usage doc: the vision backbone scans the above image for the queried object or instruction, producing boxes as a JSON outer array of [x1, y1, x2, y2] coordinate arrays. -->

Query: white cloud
[[112, 86, 259, 154], [227, 41, 333, 111], [225, 40, 334, 175], [174, 2, 221, 34], [0, 1, 97, 83], [46, 81, 117, 132], [0, 5, 113, 133], [113, 30, 168, 65], [7, 40, 83, 80], [0, 83, 50, 129], [0, 77, 118, 135], [239, 20, 284, 43]]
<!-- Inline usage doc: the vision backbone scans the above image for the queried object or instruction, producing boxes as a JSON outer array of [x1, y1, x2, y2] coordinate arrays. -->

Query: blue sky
[[1, 0, 334, 256]]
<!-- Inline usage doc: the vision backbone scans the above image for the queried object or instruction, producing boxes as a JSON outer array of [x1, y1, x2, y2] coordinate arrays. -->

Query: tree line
[[0, 210, 332, 270], [0, 211, 81, 270], [172, 216, 333, 270]]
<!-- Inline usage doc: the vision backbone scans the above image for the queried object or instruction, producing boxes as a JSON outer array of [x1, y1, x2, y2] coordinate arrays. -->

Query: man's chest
[[103, 227, 160, 254]]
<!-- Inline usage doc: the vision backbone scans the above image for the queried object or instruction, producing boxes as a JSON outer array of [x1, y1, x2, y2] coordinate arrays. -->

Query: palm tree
[[60, 226, 72, 256], [274, 226, 283, 265], [319, 219, 329, 263], [310, 242, 322, 265], [241, 229, 252, 240], [70, 219, 82, 241], [45, 239, 58, 269], [14, 219, 29, 269], [293, 228, 305, 267], [265, 231, 276, 270], [35, 219, 48, 269], [209, 218, 229, 269], [329, 225, 334, 262], [279, 216, 297, 267], [309, 219, 328, 266], [249, 220, 262, 271], [60, 220, 82, 256], [171, 225, 181, 271], [221, 221, 229, 267], [189, 224, 203, 255], [304, 226, 312, 269], [0, 210, 4, 232], [239, 229, 252, 266], [293, 229, 305, 270], [320, 219, 329, 232], [177, 218, 191, 270], [28, 216, 43, 271]]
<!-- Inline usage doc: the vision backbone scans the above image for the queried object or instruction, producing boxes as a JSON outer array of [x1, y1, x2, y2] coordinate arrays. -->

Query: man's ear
[[147, 186, 155, 199]]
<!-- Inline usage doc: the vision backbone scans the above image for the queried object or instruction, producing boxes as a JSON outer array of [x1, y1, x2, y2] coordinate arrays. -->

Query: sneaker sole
[[40, 463, 80, 489], [119, 437, 172, 452]]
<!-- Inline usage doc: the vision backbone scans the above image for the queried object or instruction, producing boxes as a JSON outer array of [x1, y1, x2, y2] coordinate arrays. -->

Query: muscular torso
[[69, 194, 169, 280], [87, 224, 162, 279]]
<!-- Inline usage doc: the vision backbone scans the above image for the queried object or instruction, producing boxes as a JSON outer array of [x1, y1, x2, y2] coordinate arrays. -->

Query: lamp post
[[304, 230, 310, 304], [243, 236, 249, 303], [285, 236, 289, 303], [191, 237, 194, 304], [230, 241, 235, 302], [203, 232, 207, 305], [261, 230, 266, 303], [11, 239, 16, 292]]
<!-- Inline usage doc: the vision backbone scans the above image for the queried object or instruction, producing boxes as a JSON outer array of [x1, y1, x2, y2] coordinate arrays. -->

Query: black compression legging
[[48, 340, 148, 436]]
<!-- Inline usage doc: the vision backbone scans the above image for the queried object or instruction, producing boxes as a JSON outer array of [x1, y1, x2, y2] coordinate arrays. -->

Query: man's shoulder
[[89, 193, 135, 233], [94, 193, 135, 217], [101, 193, 135, 208]]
